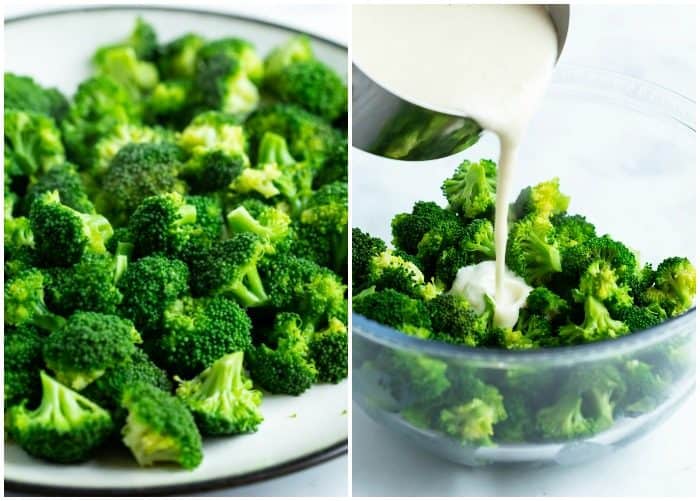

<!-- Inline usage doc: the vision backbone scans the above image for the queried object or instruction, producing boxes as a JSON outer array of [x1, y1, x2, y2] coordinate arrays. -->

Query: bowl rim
[[5, 3, 347, 497], [352, 65, 696, 365]]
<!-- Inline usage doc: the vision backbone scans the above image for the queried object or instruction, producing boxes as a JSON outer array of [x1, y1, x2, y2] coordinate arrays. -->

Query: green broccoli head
[[263, 35, 313, 80], [4, 109, 65, 186], [574, 259, 633, 313], [267, 60, 347, 121], [61, 76, 141, 169], [128, 192, 198, 258], [441, 159, 497, 220], [176, 351, 263, 436], [427, 293, 490, 346], [4, 325, 44, 408], [308, 318, 348, 384], [559, 296, 629, 344], [92, 123, 173, 176], [29, 190, 113, 267], [245, 103, 345, 175], [643, 257, 696, 316], [506, 215, 562, 286], [82, 348, 172, 422], [157, 296, 253, 378], [192, 41, 260, 115], [523, 286, 570, 325], [117, 254, 190, 334], [353, 288, 432, 337], [227, 199, 291, 243], [617, 304, 667, 332], [7, 371, 113, 463], [121, 382, 203, 470], [551, 213, 596, 249], [435, 218, 495, 286], [92, 45, 159, 99], [246, 312, 318, 395], [536, 392, 591, 441], [510, 177, 570, 222], [5, 72, 68, 122], [157, 33, 205, 79], [43, 311, 140, 390], [98, 142, 185, 224], [23, 162, 94, 215], [351, 228, 387, 292], [45, 252, 123, 316], [189, 233, 270, 307], [4, 267, 65, 332]]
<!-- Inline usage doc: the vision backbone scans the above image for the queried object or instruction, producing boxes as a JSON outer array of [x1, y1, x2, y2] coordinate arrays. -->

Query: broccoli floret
[[427, 293, 493, 346], [391, 201, 449, 256], [44, 252, 123, 316], [245, 103, 345, 175], [246, 312, 318, 395], [620, 359, 669, 414], [186, 194, 224, 242], [536, 392, 591, 441], [643, 257, 696, 316], [617, 304, 667, 332], [367, 249, 429, 299], [4, 325, 44, 408], [144, 79, 192, 126], [292, 182, 347, 274], [351, 228, 387, 292], [559, 296, 629, 344], [189, 233, 269, 307], [574, 259, 633, 313], [43, 311, 140, 390], [7, 371, 113, 463], [29, 190, 113, 266], [92, 123, 173, 176], [506, 215, 561, 286], [560, 235, 639, 293], [439, 399, 503, 445], [97, 142, 185, 224], [23, 162, 94, 215], [82, 348, 172, 422], [227, 199, 291, 242], [176, 351, 263, 436], [5, 72, 68, 122], [128, 192, 198, 258], [61, 76, 141, 169], [522, 287, 570, 325], [511, 178, 570, 222], [353, 288, 432, 337], [250, 131, 314, 214], [156, 296, 253, 378], [4, 109, 65, 187], [551, 213, 596, 248], [264, 35, 313, 80], [493, 395, 535, 443], [308, 318, 348, 383], [191, 40, 261, 115], [293, 267, 348, 329], [267, 60, 347, 121], [97, 17, 158, 62], [4, 205, 35, 262], [442, 159, 497, 220], [93, 46, 159, 99], [379, 351, 451, 406], [4, 267, 65, 331], [178, 111, 249, 193], [435, 218, 495, 286], [117, 254, 189, 335], [121, 382, 202, 469], [157, 33, 205, 79]]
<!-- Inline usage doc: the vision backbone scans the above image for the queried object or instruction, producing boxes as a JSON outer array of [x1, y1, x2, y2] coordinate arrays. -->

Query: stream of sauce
[[354, 4, 559, 327]]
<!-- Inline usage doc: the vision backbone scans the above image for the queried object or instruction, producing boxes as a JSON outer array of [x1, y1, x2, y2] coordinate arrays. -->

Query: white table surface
[[3, 0, 348, 497], [352, 4, 696, 497]]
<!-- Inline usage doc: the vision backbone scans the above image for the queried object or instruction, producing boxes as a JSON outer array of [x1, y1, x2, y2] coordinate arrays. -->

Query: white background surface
[[2, 1, 348, 497], [352, 3, 696, 497]]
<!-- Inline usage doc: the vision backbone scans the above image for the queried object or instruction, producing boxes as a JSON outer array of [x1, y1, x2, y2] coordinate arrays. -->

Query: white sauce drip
[[354, 5, 558, 328], [450, 261, 532, 329]]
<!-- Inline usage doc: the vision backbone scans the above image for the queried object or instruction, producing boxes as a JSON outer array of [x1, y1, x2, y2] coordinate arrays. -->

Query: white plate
[[4, 6, 348, 495]]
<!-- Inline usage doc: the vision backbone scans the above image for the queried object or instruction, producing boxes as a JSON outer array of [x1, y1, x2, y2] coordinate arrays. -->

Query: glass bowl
[[351, 65, 696, 466]]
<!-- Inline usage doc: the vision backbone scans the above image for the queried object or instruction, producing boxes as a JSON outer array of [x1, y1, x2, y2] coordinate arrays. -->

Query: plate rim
[[4, 4, 347, 496]]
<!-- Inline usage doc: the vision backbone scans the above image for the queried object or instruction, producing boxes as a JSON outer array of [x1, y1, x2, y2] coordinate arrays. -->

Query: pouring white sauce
[[353, 4, 558, 328]]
